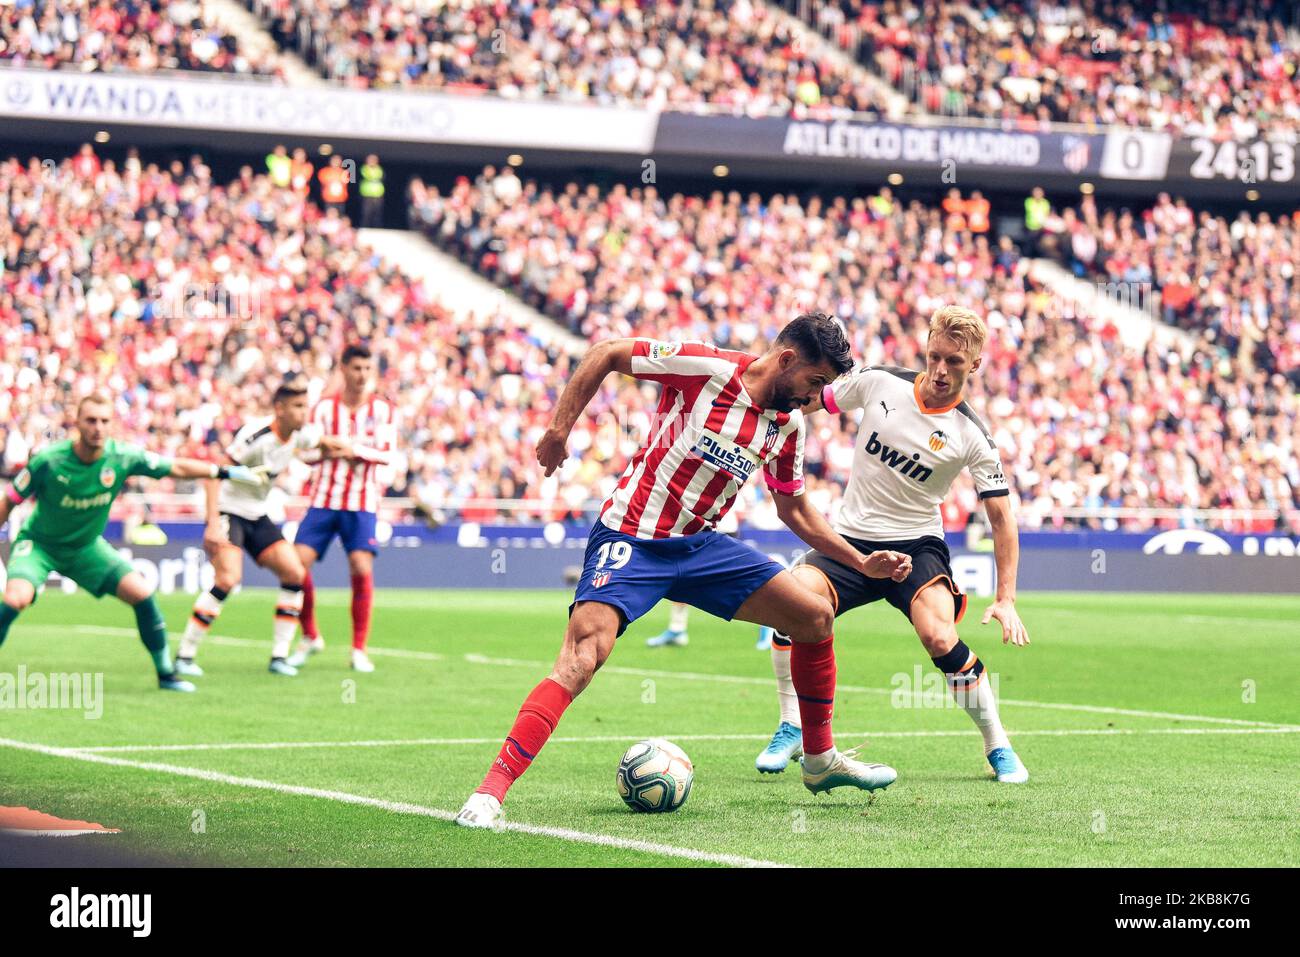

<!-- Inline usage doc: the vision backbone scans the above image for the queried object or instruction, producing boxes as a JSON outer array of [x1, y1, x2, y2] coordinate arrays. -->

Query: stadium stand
[[781, 0, 1300, 136], [409, 165, 1299, 531], [0, 0, 284, 77], [247, 0, 892, 113]]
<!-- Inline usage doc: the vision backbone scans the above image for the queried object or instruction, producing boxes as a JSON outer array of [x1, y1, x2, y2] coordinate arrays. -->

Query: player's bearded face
[[771, 358, 836, 413]]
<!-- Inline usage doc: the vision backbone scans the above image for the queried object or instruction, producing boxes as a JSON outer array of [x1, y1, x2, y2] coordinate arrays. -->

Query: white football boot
[[287, 634, 325, 668], [801, 747, 897, 795], [455, 793, 503, 829], [351, 648, 375, 672]]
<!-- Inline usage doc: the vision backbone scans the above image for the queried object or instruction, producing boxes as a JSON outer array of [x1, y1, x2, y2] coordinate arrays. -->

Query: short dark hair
[[272, 376, 309, 404], [775, 313, 853, 376], [342, 343, 372, 365]]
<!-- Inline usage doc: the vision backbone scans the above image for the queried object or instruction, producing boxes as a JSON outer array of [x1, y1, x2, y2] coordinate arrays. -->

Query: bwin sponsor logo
[[864, 431, 933, 483]]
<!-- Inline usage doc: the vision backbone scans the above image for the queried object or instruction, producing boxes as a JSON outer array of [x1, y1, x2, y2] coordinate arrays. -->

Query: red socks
[[350, 573, 373, 650], [477, 678, 574, 802], [300, 571, 318, 640], [300, 571, 372, 649], [790, 636, 837, 755]]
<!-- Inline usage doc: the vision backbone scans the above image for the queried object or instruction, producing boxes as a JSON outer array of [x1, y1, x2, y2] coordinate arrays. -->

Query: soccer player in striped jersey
[[0, 392, 263, 692], [457, 314, 914, 828], [287, 344, 396, 673], [757, 306, 1031, 783], [175, 378, 350, 677]]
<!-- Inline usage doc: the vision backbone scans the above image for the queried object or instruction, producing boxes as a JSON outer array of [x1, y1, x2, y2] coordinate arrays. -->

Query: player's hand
[[203, 522, 229, 557], [223, 464, 267, 486], [860, 550, 912, 581], [536, 428, 569, 477], [982, 599, 1029, 646]]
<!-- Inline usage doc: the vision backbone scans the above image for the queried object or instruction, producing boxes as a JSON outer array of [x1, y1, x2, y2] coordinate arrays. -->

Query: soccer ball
[[616, 738, 694, 813]]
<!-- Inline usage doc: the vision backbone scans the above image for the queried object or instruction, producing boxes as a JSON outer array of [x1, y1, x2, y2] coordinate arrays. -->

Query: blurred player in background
[[288, 344, 397, 673], [0, 392, 263, 691], [757, 307, 1031, 782], [457, 315, 913, 829], [175, 378, 349, 678]]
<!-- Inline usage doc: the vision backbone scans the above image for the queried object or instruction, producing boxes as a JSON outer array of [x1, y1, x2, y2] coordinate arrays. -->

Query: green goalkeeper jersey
[[7, 439, 173, 549]]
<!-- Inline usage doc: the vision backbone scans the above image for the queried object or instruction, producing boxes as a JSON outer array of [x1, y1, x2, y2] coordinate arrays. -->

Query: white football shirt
[[822, 366, 1008, 540], [219, 416, 323, 520]]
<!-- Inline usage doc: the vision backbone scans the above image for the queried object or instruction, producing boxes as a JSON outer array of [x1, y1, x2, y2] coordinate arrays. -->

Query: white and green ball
[[616, 738, 694, 813]]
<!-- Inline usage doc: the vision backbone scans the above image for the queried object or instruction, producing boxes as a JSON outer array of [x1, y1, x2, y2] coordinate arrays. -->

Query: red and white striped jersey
[[600, 339, 806, 540], [306, 395, 398, 513]]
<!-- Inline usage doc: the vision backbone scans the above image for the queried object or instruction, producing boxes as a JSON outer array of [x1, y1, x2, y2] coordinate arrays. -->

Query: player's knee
[[214, 571, 240, 593], [916, 624, 957, 656], [280, 565, 305, 588], [809, 599, 834, 639], [789, 597, 834, 642], [4, 586, 33, 611]]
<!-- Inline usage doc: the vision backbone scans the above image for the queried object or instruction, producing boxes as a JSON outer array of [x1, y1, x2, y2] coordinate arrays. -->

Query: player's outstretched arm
[[537, 338, 637, 477], [773, 492, 912, 582], [169, 458, 264, 486], [981, 493, 1029, 646]]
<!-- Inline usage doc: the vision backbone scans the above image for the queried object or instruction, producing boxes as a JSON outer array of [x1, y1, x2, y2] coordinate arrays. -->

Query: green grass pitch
[[1, 588, 1297, 867]]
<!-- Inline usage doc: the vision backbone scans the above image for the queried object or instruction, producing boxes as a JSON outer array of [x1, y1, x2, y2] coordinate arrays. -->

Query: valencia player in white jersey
[[175, 378, 350, 678], [756, 306, 1031, 783], [456, 314, 915, 829]]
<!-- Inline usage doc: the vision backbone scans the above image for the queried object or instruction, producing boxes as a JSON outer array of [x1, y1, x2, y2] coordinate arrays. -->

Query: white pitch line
[[48, 626, 1300, 730], [68, 724, 1300, 754], [59, 626, 444, 661], [462, 653, 1300, 730], [0, 736, 783, 869]]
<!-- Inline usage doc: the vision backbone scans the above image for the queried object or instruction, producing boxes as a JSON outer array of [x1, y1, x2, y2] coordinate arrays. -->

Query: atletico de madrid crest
[[928, 431, 948, 452], [761, 421, 780, 455], [592, 571, 611, 588], [99, 467, 116, 488]]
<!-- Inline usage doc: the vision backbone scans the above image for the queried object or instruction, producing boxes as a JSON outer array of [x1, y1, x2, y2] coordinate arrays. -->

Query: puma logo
[[880, 401, 895, 417]]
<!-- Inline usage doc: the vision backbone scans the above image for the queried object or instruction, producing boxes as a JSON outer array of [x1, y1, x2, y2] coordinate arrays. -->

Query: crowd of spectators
[[10, 0, 1299, 140], [250, 0, 889, 114], [1024, 189, 1300, 387], [409, 165, 1299, 532], [0, 145, 1294, 535], [0, 0, 282, 77], [785, 0, 1300, 137]]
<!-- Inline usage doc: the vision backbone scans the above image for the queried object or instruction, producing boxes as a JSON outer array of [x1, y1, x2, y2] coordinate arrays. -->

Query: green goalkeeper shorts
[[5, 536, 135, 600]]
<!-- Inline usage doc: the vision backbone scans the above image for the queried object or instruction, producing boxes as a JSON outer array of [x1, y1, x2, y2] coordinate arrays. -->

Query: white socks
[[960, 679, 1011, 754], [770, 636, 801, 728], [179, 588, 225, 659], [668, 602, 689, 634], [801, 749, 835, 773], [272, 585, 304, 659]]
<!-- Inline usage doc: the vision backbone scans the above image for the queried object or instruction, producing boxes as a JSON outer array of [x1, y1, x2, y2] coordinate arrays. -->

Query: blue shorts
[[294, 507, 378, 559], [570, 521, 784, 637]]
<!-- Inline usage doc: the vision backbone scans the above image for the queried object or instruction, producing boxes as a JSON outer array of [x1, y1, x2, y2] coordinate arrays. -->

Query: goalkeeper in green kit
[[0, 393, 264, 692]]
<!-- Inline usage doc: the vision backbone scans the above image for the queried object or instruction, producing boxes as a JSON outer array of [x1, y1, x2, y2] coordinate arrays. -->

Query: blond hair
[[76, 391, 114, 417], [928, 306, 986, 358]]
